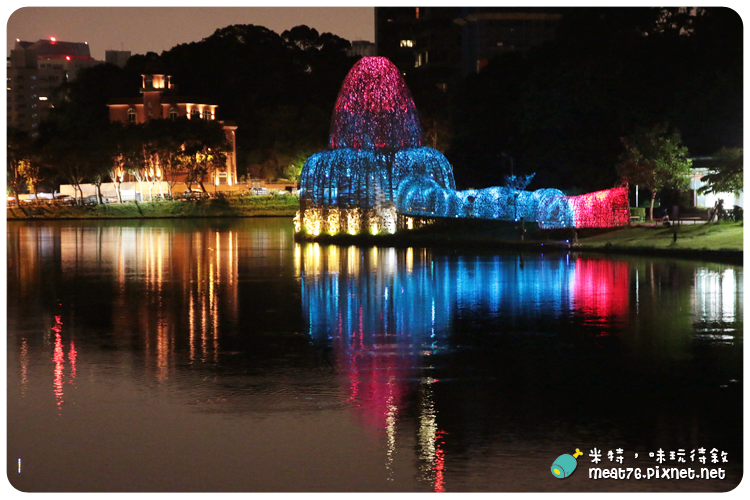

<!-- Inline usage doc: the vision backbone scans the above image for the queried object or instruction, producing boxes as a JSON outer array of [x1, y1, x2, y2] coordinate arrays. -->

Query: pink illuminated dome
[[329, 57, 423, 150]]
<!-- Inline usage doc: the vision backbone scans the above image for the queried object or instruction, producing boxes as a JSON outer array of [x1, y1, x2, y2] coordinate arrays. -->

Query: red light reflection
[[52, 316, 64, 410], [572, 258, 630, 321], [434, 429, 448, 492]]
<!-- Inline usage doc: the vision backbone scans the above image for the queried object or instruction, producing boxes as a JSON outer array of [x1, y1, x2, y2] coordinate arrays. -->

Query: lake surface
[[6, 218, 743, 492]]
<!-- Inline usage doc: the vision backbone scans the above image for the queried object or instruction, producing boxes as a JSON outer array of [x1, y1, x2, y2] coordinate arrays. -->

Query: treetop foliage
[[616, 123, 692, 191], [20, 10, 743, 196], [699, 147, 743, 195]]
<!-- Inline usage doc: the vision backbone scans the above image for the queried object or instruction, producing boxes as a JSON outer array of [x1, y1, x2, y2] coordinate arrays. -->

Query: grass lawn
[[576, 222, 743, 252]]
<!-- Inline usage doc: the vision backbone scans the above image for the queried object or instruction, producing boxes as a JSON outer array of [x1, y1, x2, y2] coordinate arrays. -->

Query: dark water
[[6, 218, 743, 492]]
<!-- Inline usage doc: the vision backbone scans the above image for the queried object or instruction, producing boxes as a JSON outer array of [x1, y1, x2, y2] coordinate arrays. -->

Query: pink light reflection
[[572, 258, 630, 321], [52, 316, 65, 410]]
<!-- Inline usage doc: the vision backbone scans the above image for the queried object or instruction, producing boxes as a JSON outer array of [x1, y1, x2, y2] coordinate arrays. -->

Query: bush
[[732, 205, 743, 222], [629, 207, 646, 222]]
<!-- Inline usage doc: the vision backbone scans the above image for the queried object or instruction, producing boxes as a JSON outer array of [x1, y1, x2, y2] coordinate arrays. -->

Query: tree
[[38, 123, 112, 205], [109, 153, 127, 203], [105, 123, 140, 203], [617, 124, 692, 220], [699, 147, 743, 195], [19, 159, 42, 202], [179, 119, 231, 193], [7, 128, 34, 202]]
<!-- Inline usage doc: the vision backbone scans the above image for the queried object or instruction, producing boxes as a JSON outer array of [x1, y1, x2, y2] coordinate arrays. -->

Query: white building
[[689, 158, 743, 209]]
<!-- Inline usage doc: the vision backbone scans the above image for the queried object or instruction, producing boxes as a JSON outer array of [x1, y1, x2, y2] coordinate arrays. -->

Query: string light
[[397, 178, 629, 229], [297, 57, 455, 234], [296, 56, 630, 233], [329, 57, 423, 150]]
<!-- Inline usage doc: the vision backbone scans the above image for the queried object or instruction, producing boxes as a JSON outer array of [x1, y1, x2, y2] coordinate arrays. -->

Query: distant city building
[[105, 50, 131, 68], [375, 7, 564, 87], [107, 74, 239, 186], [375, 7, 461, 80], [7, 38, 101, 135], [347, 40, 377, 58], [455, 8, 563, 74]]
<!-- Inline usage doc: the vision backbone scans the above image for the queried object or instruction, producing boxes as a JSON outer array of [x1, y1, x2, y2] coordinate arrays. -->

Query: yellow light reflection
[[328, 245, 339, 275], [228, 230, 234, 286], [20, 338, 28, 397], [189, 287, 195, 362], [156, 319, 169, 381], [347, 245, 360, 276], [303, 243, 322, 276], [385, 398, 397, 481]]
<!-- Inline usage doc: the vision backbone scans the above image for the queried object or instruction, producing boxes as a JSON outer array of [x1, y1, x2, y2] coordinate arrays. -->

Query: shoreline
[[294, 231, 743, 265], [6, 197, 299, 220], [8, 208, 742, 265], [6, 212, 296, 220]]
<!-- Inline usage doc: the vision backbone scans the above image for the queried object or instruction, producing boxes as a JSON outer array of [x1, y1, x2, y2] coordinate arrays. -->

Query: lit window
[[400, 40, 415, 48]]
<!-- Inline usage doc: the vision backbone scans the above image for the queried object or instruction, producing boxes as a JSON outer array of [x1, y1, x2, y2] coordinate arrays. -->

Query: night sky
[[6, 5, 375, 60]]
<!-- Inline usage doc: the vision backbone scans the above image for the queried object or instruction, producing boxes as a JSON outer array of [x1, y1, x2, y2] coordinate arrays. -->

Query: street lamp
[[500, 152, 514, 177], [501, 153, 518, 220]]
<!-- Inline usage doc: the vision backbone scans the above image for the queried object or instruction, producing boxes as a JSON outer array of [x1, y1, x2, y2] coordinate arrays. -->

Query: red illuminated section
[[52, 316, 65, 410], [568, 186, 630, 228], [572, 258, 630, 321], [329, 57, 423, 150]]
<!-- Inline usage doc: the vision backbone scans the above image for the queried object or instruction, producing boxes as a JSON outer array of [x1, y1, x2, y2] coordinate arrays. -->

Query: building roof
[[107, 95, 218, 106], [16, 38, 93, 60]]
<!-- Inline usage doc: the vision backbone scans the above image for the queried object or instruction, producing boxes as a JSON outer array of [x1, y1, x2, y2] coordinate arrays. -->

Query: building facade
[[107, 74, 238, 186], [105, 50, 131, 68], [7, 38, 101, 135], [688, 158, 743, 209], [347, 40, 377, 58], [375, 7, 564, 86]]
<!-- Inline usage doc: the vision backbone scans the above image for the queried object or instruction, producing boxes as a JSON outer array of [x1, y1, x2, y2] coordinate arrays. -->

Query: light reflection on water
[[6, 219, 743, 492]]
